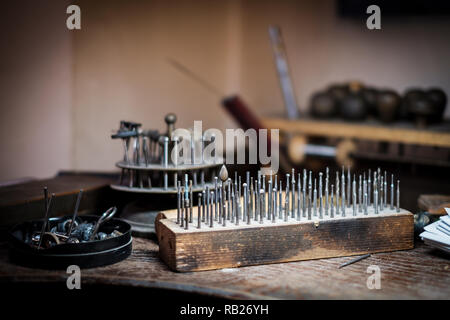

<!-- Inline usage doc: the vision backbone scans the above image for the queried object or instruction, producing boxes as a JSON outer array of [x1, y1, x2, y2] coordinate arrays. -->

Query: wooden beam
[[262, 117, 450, 148]]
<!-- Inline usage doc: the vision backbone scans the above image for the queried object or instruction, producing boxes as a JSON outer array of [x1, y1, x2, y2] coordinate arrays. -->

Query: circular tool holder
[[110, 114, 223, 194], [110, 114, 223, 236]]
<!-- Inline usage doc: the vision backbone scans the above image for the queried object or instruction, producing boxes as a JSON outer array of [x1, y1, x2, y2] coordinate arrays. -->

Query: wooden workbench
[[0, 237, 448, 299]]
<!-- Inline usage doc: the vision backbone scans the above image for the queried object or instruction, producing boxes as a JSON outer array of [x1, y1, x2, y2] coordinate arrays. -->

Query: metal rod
[[67, 189, 83, 236], [338, 254, 371, 269], [38, 193, 55, 249]]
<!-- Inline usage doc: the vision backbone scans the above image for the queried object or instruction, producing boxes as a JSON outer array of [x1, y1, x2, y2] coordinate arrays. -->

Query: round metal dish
[[8, 215, 132, 269], [115, 160, 223, 171], [110, 182, 215, 194]]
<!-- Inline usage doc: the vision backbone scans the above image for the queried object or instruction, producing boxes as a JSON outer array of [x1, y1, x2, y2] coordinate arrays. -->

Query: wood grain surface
[[0, 237, 448, 299], [157, 208, 413, 272]]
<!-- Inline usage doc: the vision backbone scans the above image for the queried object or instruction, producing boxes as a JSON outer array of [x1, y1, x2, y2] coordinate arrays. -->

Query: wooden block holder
[[156, 207, 414, 272]]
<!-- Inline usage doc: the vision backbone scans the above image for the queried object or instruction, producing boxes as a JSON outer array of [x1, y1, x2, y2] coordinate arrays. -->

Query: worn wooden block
[[156, 206, 414, 272]]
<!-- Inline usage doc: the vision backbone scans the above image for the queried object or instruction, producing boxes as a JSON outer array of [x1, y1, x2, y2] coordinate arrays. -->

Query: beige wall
[[1, 0, 449, 180], [72, 0, 240, 172], [0, 0, 72, 181], [239, 0, 450, 116]]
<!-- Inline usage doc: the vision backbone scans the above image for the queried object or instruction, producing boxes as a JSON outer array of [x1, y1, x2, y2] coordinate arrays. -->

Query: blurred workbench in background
[[262, 117, 450, 168]]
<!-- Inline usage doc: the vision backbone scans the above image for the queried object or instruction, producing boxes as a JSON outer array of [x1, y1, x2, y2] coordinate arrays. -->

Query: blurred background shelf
[[263, 117, 450, 147]]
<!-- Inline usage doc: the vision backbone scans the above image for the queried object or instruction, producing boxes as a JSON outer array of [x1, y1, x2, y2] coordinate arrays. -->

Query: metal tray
[[8, 215, 132, 269]]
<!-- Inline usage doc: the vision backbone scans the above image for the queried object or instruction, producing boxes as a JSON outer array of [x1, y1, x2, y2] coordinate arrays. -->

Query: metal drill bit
[[373, 171, 377, 209], [219, 165, 228, 222], [368, 169, 372, 205], [364, 192, 368, 215], [218, 185, 223, 225], [363, 175, 367, 210], [319, 172, 323, 218], [377, 167, 381, 189], [260, 189, 265, 223], [231, 192, 236, 223], [202, 190, 206, 222], [279, 180, 283, 219], [374, 188, 379, 214], [228, 178, 232, 220], [205, 186, 210, 223], [214, 177, 218, 221], [347, 166, 351, 208], [163, 137, 169, 189], [307, 178, 312, 220], [271, 188, 276, 223], [268, 180, 273, 222], [38, 193, 55, 249], [189, 180, 193, 223], [243, 183, 249, 224], [209, 191, 214, 227], [197, 193, 202, 229], [330, 184, 334, 218], [291, 170, 296, 218], [335, 171, 340, 215], [180, 187, 185, 228], [313, 179, 317, 217], [352, 178, 356, 216], [184, 198, 189, 230], [325, 167, 329, 212], [235, 187, 240, 226], [341, 168, 346, 217], [384, 171, 387, 208], [380, 175, 384, 211], [390, 174, 394, 210], [308, 171, 312, 216], [358, 175, 362, 213], [286, 174, 290, 217], [284, 192, 289, 222], [249, 178, 254, 219], [302, 170, 307, 218], [297, 173, 301, 220], [285, 181, 290, 219], [222, 201, 227, 227], [67, 189, 83, 236], [396, 180, 400, 212], [338, 254, 371, 269], [274, 181, 279, 221]]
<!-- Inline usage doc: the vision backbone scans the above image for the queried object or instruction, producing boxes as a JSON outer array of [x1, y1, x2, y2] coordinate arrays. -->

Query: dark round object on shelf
[[362, 87, 379, 116], [400, 88, 424, 120], [427, 88, 447, 123], [340, 92, 368, 121], [310, 91, 337, 119], [375, 90, 401, 123], [407, 95, 435, 128], [327, 84, 349, 107]]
